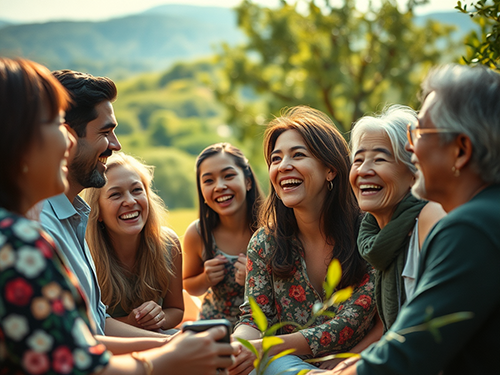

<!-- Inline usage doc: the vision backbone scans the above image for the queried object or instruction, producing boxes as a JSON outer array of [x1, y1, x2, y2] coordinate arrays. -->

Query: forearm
[[233, 324, 262, 340], [105, 317, 167, 338], [269, 332, 312, 356], [348, 315, 383, 354], [162, 307, 184, 330], [183, 273, 210, 296], [96, 335, 168, 355]]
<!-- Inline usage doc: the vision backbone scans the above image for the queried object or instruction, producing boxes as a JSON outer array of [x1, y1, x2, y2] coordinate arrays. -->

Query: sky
[[0, 0, 462, 23]]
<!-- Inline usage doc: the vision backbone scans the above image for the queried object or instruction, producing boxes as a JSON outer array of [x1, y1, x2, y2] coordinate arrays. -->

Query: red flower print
[[289, 285, 306, 302], [52, 346, 73, 374], [0, 217, 13, 228], [320, 331, 332, 346], [22, 351, 50, 375], [358, 273, 370, 287], [256, 295, 269, 305], [258, 248, 264, 258], [354, 295, 372, 310], [52, 300, 65, 315], [276, 304, 282, 315], [248, 277, 255, 288], [247, 259, 253, 272], [35, 239, 53, 259], [338, 326, 354, 345], [5, 278, 33, 306]]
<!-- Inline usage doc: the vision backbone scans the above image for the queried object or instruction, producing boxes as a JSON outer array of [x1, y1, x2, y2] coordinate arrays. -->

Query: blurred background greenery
[[2, 0, 498, 237]]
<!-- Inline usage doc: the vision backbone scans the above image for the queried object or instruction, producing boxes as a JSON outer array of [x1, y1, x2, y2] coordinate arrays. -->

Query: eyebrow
[[100, 122, 117, 131], [106, 180, 142, 192], [354, 147, 393, 157], [271, 145, 307, 155], [201, 166, 237, 178]]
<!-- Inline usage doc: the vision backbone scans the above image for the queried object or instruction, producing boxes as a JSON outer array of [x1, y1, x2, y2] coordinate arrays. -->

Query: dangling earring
[[22, 164, 29, 174], [327, 180, 334, 191], [451, 166, 460, 177]]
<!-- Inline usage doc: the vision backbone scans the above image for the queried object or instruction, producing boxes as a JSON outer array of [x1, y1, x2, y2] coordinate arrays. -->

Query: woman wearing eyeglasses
[[312, 64, 500, 375], [349, 105, 445, 334]]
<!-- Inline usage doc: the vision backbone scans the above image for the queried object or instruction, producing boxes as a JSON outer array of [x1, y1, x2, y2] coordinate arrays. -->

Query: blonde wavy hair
[[83, 152, 178, 313]]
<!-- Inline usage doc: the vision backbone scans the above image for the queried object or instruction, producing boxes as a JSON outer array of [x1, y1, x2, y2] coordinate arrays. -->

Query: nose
[[405, 140, 414, 153], [122, 191, 135, 206], [214, 178, 227, 191], [277, 156, 293, 172], [108, 130, 122, 152], [357, 160, 375, 176]]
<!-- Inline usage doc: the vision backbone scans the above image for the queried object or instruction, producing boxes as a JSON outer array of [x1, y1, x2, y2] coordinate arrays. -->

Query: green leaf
[[250, 296, 268, 332], [312, 302, 323, 315], [331, 286, 353, 305], [236, 337, 259, 357], [323, 259, 342, 298], [262, 336, 284, 352]]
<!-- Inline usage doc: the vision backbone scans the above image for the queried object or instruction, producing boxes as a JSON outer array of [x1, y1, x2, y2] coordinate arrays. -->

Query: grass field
[[166, 208, 198, 239]]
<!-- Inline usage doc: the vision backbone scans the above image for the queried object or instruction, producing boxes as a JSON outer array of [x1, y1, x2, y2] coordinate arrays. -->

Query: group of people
[[1, 55, 499, 375]]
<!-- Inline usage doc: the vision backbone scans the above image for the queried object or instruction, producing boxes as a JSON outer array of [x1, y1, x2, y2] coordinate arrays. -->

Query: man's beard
[[69, 143, 109, 189]]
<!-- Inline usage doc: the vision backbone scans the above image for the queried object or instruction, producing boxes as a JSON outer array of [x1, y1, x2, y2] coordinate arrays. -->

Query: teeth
[[359, 184, 382, 190], [99, 157, 108, 164], [120, 211, 139, 220], [216, 195, 233, 203], [280, 179, 302, 186]]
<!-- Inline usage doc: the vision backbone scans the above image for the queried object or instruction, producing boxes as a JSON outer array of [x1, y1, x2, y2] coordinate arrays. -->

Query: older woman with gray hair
[[313, 63, 500, 375], [349, 105, 445, 332]]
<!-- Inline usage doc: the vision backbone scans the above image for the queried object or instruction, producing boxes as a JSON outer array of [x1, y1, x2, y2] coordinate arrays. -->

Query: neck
[[65, 178, 84, 204], [109, 232, 141, 270], [218, 204, 250, 233], [441, 172, 489, 212], [293, 207, 325, 250]]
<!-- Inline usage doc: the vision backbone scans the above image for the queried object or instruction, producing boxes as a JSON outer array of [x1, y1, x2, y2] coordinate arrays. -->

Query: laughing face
[[68, 100, 121, 191], [98, 164, 149, 239], [198, 152, 251, 217], [269, 129, 334, 213], [350, 128, 415, 228]]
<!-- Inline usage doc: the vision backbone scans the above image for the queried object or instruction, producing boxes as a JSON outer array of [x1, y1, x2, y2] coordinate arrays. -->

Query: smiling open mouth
[[280, 178, 303, 188], [216, 195, 233, 203], [98, 157, 108, 164], [359, 184, 382, 193], [120, 211, 140, 220]]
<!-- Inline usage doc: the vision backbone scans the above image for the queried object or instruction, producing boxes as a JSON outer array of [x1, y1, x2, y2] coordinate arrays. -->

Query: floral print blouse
[[237, 228, 377, 358], [0, 208, 110, 374]]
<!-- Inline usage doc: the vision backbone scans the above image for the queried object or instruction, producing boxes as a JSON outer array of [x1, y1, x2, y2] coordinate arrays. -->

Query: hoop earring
[[275, 191, 281, 200], [327, 180, 334, 191], [451, 166, 460, 177]]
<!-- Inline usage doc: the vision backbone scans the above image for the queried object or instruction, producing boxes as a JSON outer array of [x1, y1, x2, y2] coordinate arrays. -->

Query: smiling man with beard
[[39, 70, 168, 341]]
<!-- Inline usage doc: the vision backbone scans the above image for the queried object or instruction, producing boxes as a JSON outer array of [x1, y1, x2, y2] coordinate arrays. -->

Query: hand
[[328, 357, 360, 374], [228, 339, 259, 375], [165, 326, 237, 375], [132, 301, 166, 331], [234, 254, 247, 286], [204, 255, 228, 287]]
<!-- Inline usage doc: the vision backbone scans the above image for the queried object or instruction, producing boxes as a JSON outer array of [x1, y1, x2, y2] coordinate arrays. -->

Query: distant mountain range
[[0, 4, 475, 78]]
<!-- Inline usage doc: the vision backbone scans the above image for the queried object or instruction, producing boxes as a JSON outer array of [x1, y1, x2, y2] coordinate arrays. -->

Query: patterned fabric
[[200, 248, 244, 326], [0, 208, 110, 374], [238, 228, 377, 358]]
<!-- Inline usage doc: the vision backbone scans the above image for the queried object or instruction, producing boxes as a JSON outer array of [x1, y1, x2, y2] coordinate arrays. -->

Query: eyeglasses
[[406, 122, 457, 147]]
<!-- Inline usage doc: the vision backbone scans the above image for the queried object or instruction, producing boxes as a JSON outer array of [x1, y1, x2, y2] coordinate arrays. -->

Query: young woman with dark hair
[[183, 143, 263, 324]]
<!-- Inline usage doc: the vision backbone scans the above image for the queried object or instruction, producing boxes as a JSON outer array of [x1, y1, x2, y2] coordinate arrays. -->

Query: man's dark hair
[[52, 70, 117, 137]]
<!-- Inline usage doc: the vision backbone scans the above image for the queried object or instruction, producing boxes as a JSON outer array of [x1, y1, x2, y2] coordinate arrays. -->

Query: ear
[[326, 168, 337, 182], [245, 177, 252, 192], [454, 134, 473, 171]]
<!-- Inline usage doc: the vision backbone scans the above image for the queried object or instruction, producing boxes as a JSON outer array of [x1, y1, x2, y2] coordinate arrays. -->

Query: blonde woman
[[84, 152, 184, 332]]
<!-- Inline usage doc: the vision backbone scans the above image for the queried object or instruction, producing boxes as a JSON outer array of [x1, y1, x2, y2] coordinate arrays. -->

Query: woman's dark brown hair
[[0, 58, 70, 213], [261, 106, 365, 289]]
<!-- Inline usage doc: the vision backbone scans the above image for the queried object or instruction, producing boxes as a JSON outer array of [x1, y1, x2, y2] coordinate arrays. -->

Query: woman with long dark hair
[[231, 106, 376, 375]]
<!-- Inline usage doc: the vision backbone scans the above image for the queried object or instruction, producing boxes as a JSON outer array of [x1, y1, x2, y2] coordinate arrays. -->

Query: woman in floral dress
[[231, 106, 376, 375]]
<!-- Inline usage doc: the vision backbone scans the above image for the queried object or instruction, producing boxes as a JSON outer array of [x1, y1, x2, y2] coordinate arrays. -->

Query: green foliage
[[213, 0, 455, 136], [456, 0, 500, 70]]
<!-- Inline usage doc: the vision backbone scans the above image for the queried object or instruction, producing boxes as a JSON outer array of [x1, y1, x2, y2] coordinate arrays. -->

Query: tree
[[213, 0, 454, 145], [456, 0, 500, 70]]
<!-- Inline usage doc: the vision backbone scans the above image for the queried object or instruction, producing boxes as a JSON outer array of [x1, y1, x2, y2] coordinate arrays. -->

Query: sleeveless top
[[197, 222, 245, 325]]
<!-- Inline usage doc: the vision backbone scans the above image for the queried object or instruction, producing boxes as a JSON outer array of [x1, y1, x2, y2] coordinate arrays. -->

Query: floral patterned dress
[[199, 247, 244, 326], [237, 228, 377, 358], [0, 208, 110, 374]]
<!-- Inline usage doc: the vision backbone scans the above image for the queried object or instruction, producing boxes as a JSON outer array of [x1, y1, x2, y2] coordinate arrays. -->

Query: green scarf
[[358, 193, 427, 331]]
